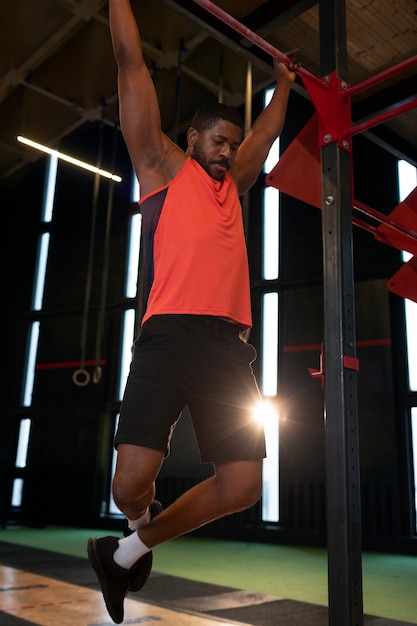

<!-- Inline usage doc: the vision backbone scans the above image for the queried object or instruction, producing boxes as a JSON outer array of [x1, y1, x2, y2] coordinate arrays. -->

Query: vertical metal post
[[319, 1, 364, 625]]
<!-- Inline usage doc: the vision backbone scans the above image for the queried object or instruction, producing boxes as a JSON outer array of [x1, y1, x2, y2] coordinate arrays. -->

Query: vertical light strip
[[125, 213, 142, 298], [11, 479, 24, 507], [22, 321, 40, 407], [42, 153, 58, 223], [405, 298, 417, 391], [118, 308, 136, 401], [109, 414, 121, 515], [397, 160, 417, 527], [12, 419, 32, 509], [264, 138, 279, 175], [15, 418, 31, 468], [263, 87, 280, 281], [126, 172, 142, 298], [260, 85, 281, 523], [263, 87, 279, 171], [412, 407, 417, 531], [398, 159, 416, 263], [261, 292, 279, 396], [261, 406, 280, 521], [397, 160, 417, 391], [32, 232, 50, 311], [131, 174, 140, 203], [261, 292, 279, 521], [263, 186, 280, 280], [398, 159, 417, 202]]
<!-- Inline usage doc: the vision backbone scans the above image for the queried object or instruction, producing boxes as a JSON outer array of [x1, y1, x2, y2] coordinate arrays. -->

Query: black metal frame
[[319, 2, 364, 623]]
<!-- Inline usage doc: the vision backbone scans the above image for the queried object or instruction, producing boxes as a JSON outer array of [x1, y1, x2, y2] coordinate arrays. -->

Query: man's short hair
[[191, 102, 244, 134]]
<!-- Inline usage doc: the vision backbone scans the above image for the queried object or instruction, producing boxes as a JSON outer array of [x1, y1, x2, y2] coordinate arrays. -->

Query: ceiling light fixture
[[17, 135, 122, 182]]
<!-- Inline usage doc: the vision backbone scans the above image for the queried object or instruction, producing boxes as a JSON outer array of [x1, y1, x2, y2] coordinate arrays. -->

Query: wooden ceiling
[[0, 0, 416, 181]]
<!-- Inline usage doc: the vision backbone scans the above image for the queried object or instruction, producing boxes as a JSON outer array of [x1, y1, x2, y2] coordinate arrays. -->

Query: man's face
[[187, 119, 242, 181]]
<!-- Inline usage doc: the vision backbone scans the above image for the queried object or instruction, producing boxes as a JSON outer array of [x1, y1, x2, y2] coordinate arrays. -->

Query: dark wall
[[0, 162, 45, 524], [0, 122, 134, 526]]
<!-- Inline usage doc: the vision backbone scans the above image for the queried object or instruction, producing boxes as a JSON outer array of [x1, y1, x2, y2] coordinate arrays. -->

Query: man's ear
[[187, 127, 198, 146]]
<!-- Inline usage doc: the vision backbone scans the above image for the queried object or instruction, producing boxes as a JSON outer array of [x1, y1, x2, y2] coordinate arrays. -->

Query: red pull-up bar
[[195, 0, 417, 255], [192, 0, 417, 140], [191, 0, 325, 90]]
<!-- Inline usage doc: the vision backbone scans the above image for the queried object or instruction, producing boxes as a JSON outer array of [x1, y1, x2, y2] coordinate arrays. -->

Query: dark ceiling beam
[[242, 0, 318, 37], [351, 74, 417, 165], [162, 0, 318, 65], [160, 0, 308, 99], [161, 0, 275, 74]]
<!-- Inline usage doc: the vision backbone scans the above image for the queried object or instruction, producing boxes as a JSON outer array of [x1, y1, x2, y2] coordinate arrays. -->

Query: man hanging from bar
[[88, 1, 297, 623]]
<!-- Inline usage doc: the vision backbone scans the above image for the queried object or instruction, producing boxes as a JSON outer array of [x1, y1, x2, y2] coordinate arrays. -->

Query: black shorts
[[115, 314, 266, 462]]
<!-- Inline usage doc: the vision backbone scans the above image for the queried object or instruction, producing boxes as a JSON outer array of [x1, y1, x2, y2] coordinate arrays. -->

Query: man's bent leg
[[139, 459, 263, 548], [112, 443, 164, 521], [88, 444, 164, 623]]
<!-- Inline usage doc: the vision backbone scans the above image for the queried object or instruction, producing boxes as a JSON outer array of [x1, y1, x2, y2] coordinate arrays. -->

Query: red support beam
[[354, 199, 417, 242], [344, 54, 417, 98], [344, 98, 417, 139]]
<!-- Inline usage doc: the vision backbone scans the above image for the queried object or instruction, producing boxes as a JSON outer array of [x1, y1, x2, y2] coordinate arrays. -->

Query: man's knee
[[112, 444, 163, 507], [112, 473, 149, 506], [234, 475, 262, 509], [216, 460, 263, 512]]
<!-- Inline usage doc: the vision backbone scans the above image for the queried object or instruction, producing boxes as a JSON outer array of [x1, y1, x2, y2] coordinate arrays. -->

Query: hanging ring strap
[[92, 365, 102, 385], [93, 117, 119, 384], [73, 117, 104, 386], [72, 367, 91, 387]]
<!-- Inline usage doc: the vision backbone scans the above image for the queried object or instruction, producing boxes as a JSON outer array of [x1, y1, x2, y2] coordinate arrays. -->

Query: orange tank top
[[139, 157, 252, 329]]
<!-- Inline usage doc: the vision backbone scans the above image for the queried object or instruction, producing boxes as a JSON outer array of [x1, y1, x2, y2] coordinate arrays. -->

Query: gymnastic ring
[[72, 368, 91, 387], [93, 366, 102, 384]]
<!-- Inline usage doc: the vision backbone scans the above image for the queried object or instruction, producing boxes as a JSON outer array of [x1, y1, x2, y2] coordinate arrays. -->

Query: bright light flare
[[17, 135, 122, 182], [255, 400, 280, 522], [254, 401, 279, 426]]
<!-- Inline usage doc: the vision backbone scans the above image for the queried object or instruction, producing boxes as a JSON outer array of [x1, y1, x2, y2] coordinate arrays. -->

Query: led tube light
[[17, 135, 122, 182]]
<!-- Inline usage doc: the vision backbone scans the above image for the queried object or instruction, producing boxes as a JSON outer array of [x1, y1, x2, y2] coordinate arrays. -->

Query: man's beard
[[191, 143, 230, 181]]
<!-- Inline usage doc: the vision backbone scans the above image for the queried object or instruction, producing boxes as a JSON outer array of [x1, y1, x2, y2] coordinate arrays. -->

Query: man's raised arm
[[231, 59, 296, 196], [109, 0, 168, 191]]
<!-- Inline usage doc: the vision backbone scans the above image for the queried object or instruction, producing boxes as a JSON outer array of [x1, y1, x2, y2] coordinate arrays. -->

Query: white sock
[[127, 509, 150, 531], [113, 531, 151, 569]]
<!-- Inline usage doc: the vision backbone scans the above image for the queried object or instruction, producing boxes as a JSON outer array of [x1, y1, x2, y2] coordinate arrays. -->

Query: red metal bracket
[[309, 346, 359, 387], [308, 345, 325, 388], [342, 355, 360, 371], [300, 71, 352, 151]]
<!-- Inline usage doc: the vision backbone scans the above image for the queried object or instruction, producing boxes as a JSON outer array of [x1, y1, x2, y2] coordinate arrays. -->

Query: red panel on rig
[[266, 113, 321, 209], [388, 255, 417, 304], [375, 187, 417, 257]]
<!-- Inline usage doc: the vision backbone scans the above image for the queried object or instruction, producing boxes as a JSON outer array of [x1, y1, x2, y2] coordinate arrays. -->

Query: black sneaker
[[125, 500, 163, 593], [87, 535, 130, 624]]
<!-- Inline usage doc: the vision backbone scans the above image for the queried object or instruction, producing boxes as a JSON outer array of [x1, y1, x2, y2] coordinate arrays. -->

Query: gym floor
[[0, 533, 416, 626]]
